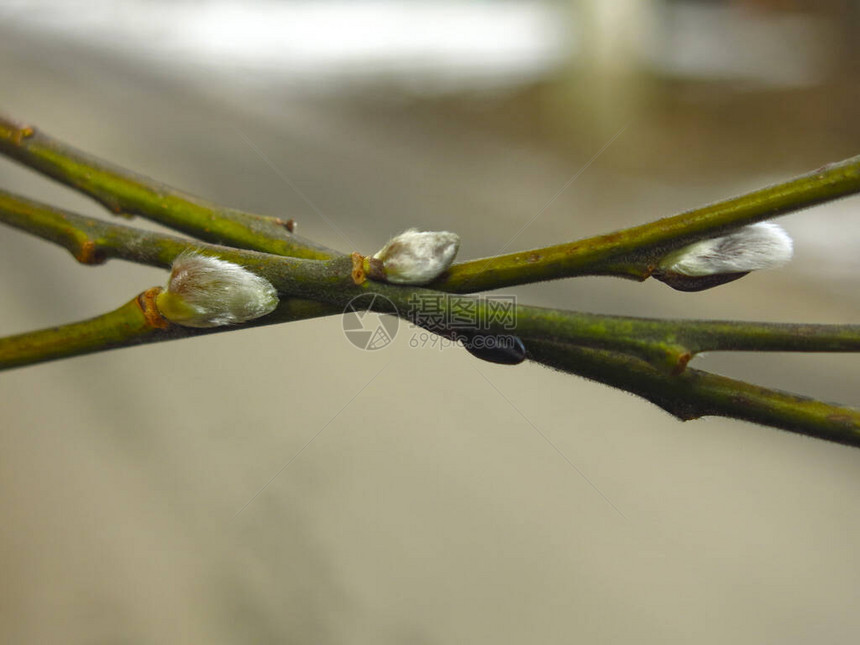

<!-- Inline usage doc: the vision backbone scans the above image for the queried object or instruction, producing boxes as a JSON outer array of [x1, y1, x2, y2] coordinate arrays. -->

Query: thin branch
[[7, 290, 856, 447], [0, 188, 351, 301], [0, 288, 339, 371], [0, 288, 168, 370], [3, 189, 860, 374], [0, 115, 338, 260], [672, 319, 860, 355], [0, 188, 188, 268], [432, 155, 860, 292], [3, 124, 860, 447], [527, 340, 860, 447], [6, 116, 860, 295]]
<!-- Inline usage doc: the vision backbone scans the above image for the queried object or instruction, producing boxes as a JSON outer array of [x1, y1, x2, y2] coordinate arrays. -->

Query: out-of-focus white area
[[0, 0, 839, 91], [0, 0, 569, 92], [1, 1, 859, 643]]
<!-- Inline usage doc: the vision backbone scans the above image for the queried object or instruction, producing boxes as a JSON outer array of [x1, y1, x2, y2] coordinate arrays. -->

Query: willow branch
[[5, 115, 860, 295], [0, 288, 339, 371], [3, 188, 860, 374], [0, 189, 671, 364], [3, 141, 860, 446], [432, 155, 860, 292], [670, 319, 860, 355], [5, 291, 856, 447], [0, 288, 168, 370], [527, 340, 860, 448], [0, 115, 337, 260], [3, 202, 858, 449], [0, 188, 190, 268]]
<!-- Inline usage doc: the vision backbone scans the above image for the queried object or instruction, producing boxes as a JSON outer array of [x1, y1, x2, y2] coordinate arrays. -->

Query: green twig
[[3, 118, 860, 447], [6, 116, 860, 294], [432, 155, 860, 292], [527, 340, 860, 448], [0, 188, 190, 268], [671, 319, 860, 355], [3, 189, 859, 374], [0, 115, 337, 260], [4, 291, 856, 445], [0, 288, 168, 370], [0, 288, 339, 371]]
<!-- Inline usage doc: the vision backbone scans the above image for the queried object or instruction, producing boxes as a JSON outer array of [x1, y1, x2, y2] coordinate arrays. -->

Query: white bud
[[655, 222, 793, 291], [372, 229, 460, 285], [156, 252, 279, 327]]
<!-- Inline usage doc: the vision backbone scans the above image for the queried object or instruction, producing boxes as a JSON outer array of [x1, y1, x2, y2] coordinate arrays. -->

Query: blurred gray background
[[1, 0, 859, 642]]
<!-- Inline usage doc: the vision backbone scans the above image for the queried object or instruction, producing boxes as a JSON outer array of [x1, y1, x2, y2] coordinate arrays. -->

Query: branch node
[[75, 239, 107, 265], [351, 252, 367, 285], [137, 287, 171, 329], [15, 126, 35, 145], [274, 217, 296, 233], [5, 119, 36, 145], [672, 351, 693, 376]]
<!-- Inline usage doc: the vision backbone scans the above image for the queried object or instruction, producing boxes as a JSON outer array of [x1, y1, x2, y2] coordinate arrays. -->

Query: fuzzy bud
[[370, 229, 460, 285], [654, 222, 793, 291], [156, 252, 279, 327]]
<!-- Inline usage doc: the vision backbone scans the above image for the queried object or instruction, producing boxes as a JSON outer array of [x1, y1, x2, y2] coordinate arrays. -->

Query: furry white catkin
[[659, 222, 794, 276], [156, 252, 279, 328]]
